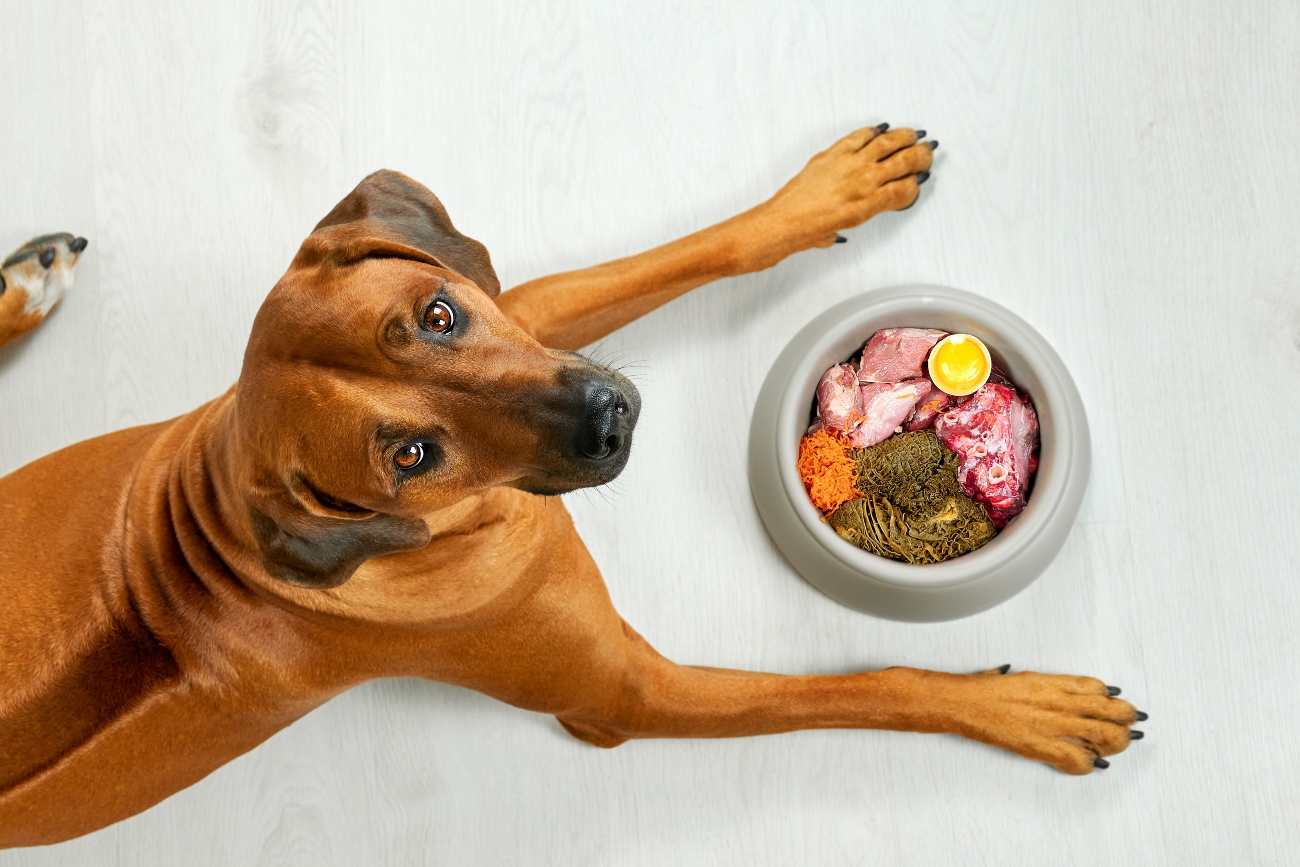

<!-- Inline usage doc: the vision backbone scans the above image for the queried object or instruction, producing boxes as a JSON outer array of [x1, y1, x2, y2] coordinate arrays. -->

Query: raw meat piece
[[1005, 391, 1037, 494], [847, 380, 929, 448], [933, 382, 1039, 528], [858, 328, 948, 383], [903, 384, 951, 431], [815, 363, 864, 434]]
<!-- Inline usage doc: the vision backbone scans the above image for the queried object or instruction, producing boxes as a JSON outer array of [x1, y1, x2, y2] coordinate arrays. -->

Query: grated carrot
[[797, 429, 861, 514]]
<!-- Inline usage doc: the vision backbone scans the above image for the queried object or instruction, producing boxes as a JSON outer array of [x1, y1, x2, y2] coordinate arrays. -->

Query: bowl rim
[[773, 285, 1083, 590]]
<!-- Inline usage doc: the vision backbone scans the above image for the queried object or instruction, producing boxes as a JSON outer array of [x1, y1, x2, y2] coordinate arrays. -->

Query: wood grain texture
[[2, 0, 1297, 864]]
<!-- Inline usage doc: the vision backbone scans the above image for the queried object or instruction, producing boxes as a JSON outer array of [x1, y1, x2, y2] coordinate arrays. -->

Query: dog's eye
[[39, 248, 56, 268], [424, 300, 455, 334], [395, 443, 424, 470]]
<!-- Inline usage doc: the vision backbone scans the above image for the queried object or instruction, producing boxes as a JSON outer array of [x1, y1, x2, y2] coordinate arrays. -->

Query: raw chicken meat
[[933, 382, 1039, 528], [815, 363, 863, 434], [858, 328, 948, 383], [903, 385, 951, 431], [847, 379, 929, 448]]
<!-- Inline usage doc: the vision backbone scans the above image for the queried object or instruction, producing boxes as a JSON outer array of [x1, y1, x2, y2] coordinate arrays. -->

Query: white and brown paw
[[0, 233, 88, 349]]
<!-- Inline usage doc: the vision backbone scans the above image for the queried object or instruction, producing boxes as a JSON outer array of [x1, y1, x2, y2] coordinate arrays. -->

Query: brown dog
[[0, 126, 1142, 849]]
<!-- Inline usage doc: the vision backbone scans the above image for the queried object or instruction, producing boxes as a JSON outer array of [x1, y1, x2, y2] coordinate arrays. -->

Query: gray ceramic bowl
[[748, 285, 1091, 622]]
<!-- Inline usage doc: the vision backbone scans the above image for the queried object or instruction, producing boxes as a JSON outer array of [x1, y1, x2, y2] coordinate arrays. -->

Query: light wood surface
[[3, 1, 1297, 864]]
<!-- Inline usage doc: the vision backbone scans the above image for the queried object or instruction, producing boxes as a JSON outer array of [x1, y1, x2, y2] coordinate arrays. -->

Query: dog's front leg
[[497, 125, 934, 350], [556, 642, 1142, 775]]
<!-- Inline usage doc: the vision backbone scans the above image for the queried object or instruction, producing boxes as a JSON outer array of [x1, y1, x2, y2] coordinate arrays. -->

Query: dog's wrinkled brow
[[375, 421, 429, 446]]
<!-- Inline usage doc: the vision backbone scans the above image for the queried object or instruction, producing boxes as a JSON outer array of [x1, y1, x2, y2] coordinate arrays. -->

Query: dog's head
[[235, 171, 640, 588]]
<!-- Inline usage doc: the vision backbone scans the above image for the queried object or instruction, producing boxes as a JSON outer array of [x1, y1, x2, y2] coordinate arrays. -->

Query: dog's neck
[[118, 388, 565, 688], [113, 390, 315, 691]]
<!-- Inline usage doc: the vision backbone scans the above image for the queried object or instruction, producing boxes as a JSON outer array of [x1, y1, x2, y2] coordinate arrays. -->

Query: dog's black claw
[[916, 171, 930, 185], [1130, 730, 1144, 740], [1107, 686, 1121, 696], [915, 129, 927, 139], [1093, 758, 1110, 769], [928, 140, 939, 151], [834, 235, 847, 244], [996, 664, 1011, 674], [39, 248, 56, 268], [69, 236, 89, 254], [1136, 711, 1149, 721], [875, 122, 889, 133]]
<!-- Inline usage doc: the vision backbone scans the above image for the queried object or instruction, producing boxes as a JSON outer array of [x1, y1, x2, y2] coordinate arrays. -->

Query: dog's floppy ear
[[303, 169, 501, 297], [246, 478, 431, 589]]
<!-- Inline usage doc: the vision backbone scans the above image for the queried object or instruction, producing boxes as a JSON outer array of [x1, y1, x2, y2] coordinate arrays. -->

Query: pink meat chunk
[[858, 328, 948, 383], [902, 383, 951, 431], [933, 382, 1040, 528], [847, 380, 929, 448], [815, 363, 864, 434]]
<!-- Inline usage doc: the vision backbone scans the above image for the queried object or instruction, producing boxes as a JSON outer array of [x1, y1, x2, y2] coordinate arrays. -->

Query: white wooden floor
[[3, 1, 1298, 864]]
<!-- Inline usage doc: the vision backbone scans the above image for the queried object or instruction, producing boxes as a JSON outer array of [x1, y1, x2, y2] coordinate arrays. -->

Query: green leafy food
[[828, 431, 997, 564]]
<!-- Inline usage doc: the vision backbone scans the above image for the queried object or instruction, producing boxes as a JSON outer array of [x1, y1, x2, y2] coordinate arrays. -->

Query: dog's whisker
[[585, 336, 615, 357], [601, 350, 637, 366], [580, 338, 648, 369]]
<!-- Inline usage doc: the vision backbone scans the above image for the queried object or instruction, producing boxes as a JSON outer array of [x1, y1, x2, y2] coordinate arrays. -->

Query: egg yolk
[[928, 334, 990, 396]]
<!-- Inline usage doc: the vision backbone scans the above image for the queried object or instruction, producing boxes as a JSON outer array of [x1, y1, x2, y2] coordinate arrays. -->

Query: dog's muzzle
[[511, 364, 641, 496]]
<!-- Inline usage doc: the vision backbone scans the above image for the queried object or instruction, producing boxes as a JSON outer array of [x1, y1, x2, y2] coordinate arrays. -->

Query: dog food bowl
[[747, 285, 1091, 621]]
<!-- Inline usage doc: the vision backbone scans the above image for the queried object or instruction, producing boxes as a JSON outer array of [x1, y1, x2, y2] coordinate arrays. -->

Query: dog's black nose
[[69, 237, 89, 254], [578, 384, 632, 460]]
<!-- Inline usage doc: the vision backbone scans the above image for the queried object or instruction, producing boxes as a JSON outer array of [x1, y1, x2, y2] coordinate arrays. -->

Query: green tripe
[[828, 430, 996, 565]]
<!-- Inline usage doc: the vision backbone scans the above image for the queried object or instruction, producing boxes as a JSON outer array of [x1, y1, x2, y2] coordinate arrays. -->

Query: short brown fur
[[0, 128, 1137, 849]]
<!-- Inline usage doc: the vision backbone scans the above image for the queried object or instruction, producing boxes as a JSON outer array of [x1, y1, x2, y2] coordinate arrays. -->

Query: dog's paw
[[951, 669, 1145, 775], [0, 233, 87, 348], [760, 124, 936, 252]]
